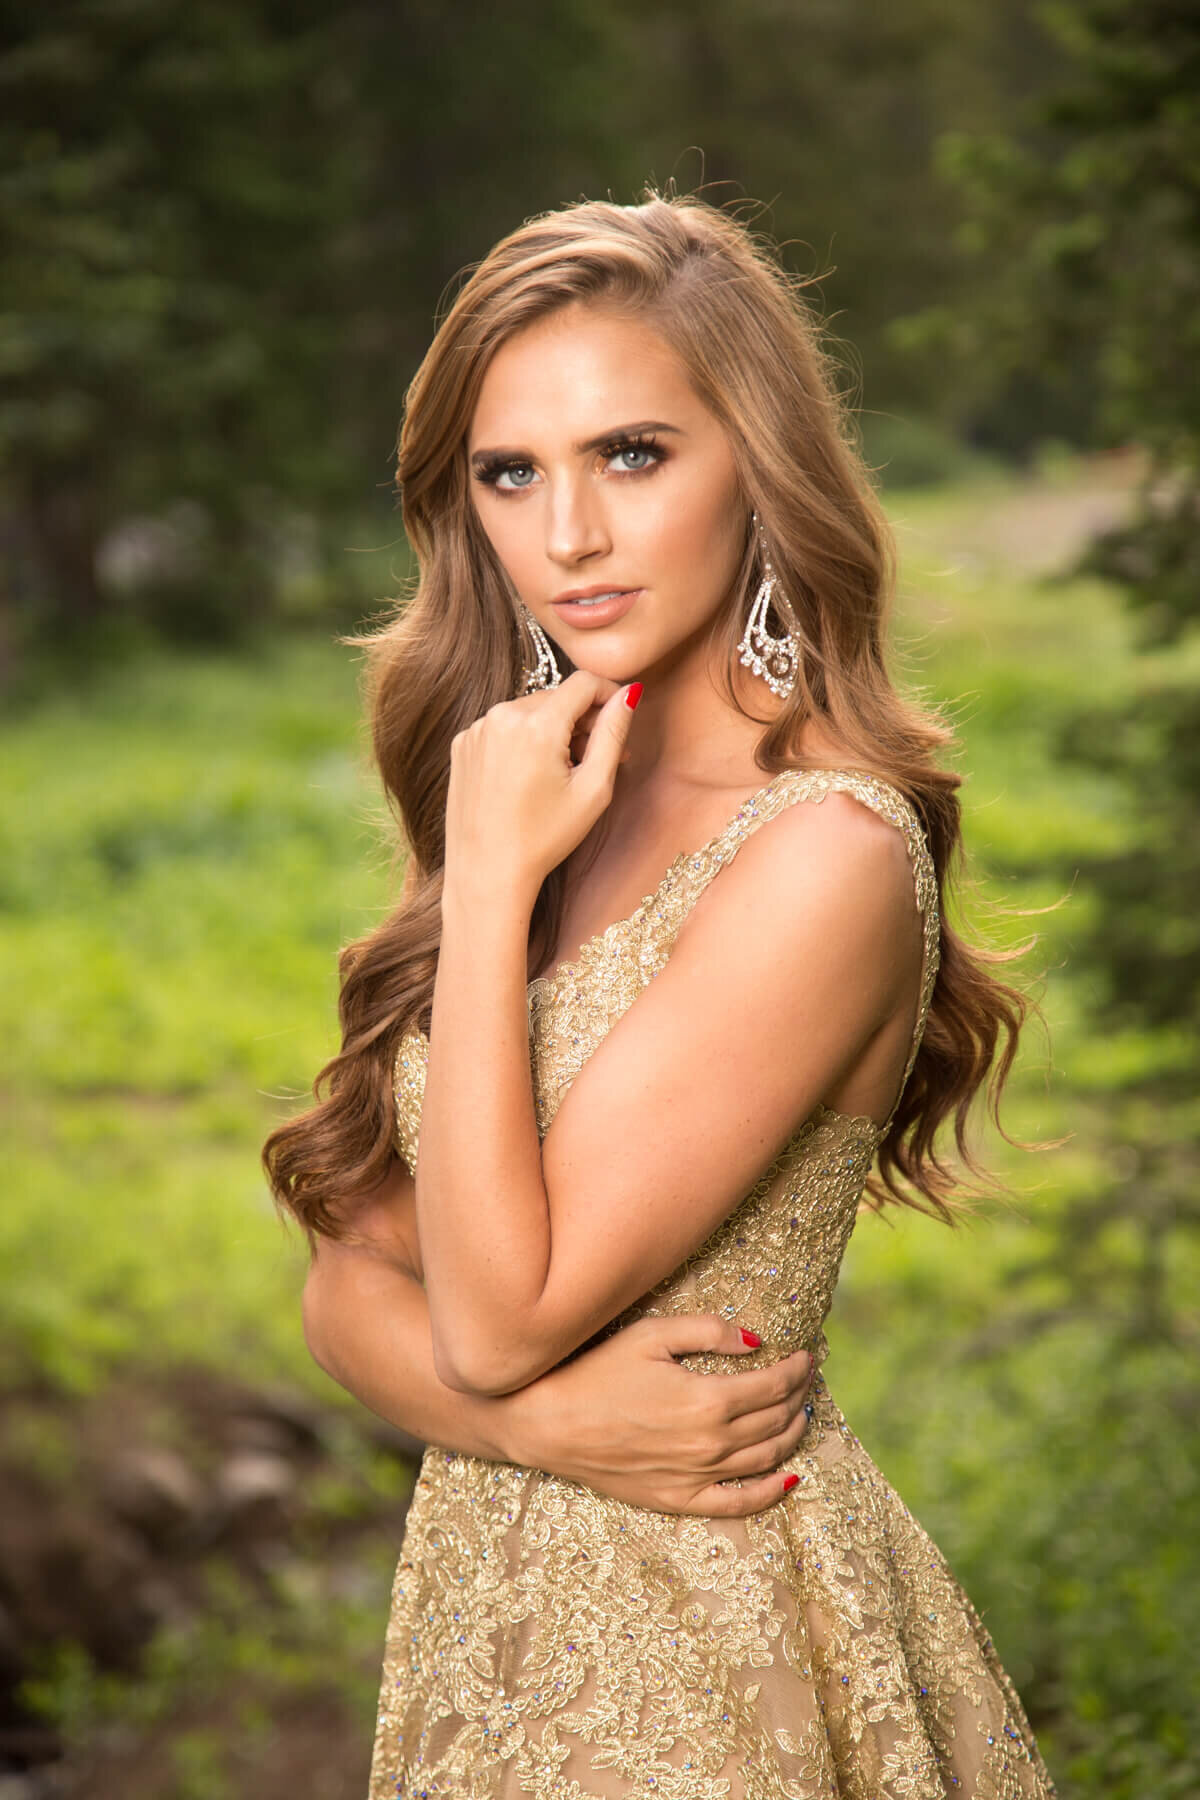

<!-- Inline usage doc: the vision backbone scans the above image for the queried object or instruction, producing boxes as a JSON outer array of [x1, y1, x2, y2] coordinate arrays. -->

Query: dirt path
[[925, 448, 1144, 577]]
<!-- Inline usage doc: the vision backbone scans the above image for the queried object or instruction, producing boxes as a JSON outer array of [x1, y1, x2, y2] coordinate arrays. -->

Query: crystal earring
[[737, 513, 800, 700], [517, 601, 563, 693]]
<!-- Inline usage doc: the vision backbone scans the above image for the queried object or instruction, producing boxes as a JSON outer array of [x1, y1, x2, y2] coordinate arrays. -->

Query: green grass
[[4, 456, 1196, 1793], [2, 639, 394, 1394], [0, 460, 1141, 1400]]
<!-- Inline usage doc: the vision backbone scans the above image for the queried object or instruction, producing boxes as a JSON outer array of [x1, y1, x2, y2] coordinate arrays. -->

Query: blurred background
[[2, 1, 1197, 1794]]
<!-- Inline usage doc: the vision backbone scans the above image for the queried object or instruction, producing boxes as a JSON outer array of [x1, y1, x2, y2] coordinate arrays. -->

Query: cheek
[[474, 502, 531, 585], [651, 466, 742, 588]]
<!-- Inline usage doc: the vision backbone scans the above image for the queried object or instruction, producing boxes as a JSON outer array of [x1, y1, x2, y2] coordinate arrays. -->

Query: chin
[[564, 649, 646, 684]]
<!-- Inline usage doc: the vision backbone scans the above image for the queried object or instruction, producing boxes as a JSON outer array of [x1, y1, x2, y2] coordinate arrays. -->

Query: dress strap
[[646, 768, 941, 1134]]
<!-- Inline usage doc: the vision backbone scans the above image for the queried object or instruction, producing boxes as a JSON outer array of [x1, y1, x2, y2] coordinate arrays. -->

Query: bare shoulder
[[729, 779, 921, 929], [652, 775, 924, 1036]]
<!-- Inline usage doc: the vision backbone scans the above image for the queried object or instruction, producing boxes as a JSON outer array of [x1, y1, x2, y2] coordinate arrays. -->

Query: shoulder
[[676, 771, 926, 1007], [661, 770, 924, 1018], [733, 773, 921, 925]]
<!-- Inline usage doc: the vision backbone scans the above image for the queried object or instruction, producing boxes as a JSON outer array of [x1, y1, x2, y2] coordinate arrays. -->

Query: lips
[[550, 588, 641, 629], [552, 585, 636, 606]]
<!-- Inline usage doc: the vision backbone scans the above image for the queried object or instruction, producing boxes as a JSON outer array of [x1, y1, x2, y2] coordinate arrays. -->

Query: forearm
[[418, 886, 556, 1388], [302, 1246, 543, 1465]]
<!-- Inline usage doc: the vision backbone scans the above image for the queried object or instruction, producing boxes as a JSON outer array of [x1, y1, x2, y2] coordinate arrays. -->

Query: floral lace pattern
[[372, 771, 1056, 1799]]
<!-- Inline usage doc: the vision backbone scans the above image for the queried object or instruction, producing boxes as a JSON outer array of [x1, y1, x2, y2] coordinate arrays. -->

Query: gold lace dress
[[369, 769, 1056, 1800]]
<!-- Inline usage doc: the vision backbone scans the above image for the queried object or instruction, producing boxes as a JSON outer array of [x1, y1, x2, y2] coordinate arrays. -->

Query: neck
[[615, 633, 784, 793]]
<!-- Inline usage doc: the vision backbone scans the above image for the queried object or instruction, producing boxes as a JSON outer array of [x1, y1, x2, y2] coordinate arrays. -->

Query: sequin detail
[[372, 770, 1055, 1799]]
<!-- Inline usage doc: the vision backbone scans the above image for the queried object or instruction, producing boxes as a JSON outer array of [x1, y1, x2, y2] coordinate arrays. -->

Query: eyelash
[[472, 432, 667, 494]]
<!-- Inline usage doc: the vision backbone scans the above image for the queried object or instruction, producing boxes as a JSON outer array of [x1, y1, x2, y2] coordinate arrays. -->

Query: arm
[[421, 674, 922, 1395], [303, 1230, 517, 1464], [303, 1161, 817, 1514]]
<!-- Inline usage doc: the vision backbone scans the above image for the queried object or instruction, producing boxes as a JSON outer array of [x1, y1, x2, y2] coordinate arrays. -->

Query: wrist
[[499, 1371, 562, 1475], [440, 871, 538, 935]]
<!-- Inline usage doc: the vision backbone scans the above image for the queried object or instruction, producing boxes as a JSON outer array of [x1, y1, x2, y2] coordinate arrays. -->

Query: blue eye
[[496, 463, 537, 491], [472, 433, 665, 495]]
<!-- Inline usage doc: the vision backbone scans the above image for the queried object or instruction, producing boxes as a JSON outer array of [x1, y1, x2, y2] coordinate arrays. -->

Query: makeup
[[550, 588, 641, 628]]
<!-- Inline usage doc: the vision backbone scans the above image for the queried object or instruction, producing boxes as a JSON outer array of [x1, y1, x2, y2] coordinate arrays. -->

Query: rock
[[102, 1448, 206, 1548], [226, 1387, 323, 1456], [0, 1770, 42, 1797], [216, 1451, 295, 1519]]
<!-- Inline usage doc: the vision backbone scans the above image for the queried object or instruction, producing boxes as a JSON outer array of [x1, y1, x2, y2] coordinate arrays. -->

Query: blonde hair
[[264, 191, 1027, 1240]]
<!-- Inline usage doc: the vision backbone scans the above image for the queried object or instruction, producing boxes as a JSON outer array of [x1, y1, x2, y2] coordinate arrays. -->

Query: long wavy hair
[[264, 190, 1029, 1242]]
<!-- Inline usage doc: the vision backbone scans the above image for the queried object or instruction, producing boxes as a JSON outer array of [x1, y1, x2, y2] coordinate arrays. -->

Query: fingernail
[[739, 1327, 761, 1348], [624, 682, 644, 710], [782, 1473, 799, 1492]]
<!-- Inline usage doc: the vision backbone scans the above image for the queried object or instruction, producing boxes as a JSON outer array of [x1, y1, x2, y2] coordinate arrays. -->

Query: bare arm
[[303, 1160, 816, 1515], [421, 674, 921, 1394], [303, 1231, 518, 1464]]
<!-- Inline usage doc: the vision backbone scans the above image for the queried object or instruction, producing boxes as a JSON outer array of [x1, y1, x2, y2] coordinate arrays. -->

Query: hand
[[510, 1313, 816, 1516], [443, 670, 642, 906]]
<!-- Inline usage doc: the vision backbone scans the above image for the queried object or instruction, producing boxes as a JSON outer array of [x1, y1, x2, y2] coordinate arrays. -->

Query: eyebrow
[[469, 419, 685, 467]]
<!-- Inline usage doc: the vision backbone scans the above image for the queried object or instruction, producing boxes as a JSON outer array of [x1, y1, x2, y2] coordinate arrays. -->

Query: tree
[[0, 0, 360, 646], [913, 4, 1200, 1787], [2, 0, 1069, 661]]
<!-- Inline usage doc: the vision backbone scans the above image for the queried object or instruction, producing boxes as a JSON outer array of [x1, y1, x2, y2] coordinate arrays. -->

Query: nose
[[544, 475, 611, 567]]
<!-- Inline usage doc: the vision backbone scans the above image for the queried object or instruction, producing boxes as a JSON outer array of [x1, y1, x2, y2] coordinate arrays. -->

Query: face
[[466, 302, 746, 687]]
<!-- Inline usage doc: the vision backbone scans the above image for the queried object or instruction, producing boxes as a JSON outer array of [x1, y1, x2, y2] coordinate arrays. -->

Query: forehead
[[467, 303, 701, 446]]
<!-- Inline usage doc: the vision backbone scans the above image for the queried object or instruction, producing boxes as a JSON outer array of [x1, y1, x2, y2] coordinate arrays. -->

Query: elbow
[[430, 1325, 545, 1397]]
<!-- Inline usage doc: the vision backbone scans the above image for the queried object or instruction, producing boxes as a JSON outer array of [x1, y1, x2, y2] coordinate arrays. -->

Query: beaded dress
[[369, 769, 1056, 1800]]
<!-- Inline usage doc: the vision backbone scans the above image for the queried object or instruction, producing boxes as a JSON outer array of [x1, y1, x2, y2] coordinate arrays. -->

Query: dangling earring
[[517, 601, 563, 693], [737, 512, 800, 700]]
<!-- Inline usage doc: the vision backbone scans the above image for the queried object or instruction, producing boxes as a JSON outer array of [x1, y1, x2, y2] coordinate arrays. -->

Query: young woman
[[266, 193, 1057, 1798]]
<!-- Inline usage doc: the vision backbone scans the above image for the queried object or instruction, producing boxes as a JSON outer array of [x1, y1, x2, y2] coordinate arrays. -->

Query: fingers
[[682, 1470, 803, 1519], [575, 679, 642, 798], [642, 1313, 769, 1362], [719, 1347, 814, 1421], [709, 1401, 813, 1481], [718, 1391, 805, 1456], [534, 667, 622, 726]]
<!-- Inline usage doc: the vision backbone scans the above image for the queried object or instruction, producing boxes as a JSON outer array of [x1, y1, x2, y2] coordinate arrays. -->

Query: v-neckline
[[525, 767, 800, 997]]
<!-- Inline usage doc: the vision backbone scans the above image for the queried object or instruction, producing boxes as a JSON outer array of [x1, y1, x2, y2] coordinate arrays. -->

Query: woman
[[266, 193, 1057, 1798]]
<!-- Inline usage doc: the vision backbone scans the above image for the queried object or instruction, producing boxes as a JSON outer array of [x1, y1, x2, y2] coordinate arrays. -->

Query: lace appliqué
[[373, 770, 1055, 1799]]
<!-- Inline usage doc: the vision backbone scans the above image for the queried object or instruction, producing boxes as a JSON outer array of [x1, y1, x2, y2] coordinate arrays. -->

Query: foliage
[[0, 0, 634, 651], [0, 636, 392, 1394], [0, 0, 359, 645], [891, 3, 1200, 1784], [1, 0, 1069, 659], [6, 469, 1198, 1794], [923, 0, 1200, 1341], [4, 3, 1197, 1785], [19, 1548, 395, 1797]]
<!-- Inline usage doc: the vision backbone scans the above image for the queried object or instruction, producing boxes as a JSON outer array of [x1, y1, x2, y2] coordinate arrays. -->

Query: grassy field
[[3, 455, 1195, 1796], [1, 458, 1132, 1388]]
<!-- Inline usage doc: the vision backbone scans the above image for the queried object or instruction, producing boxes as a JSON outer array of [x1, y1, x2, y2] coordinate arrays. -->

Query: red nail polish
[[739, 1327, 761, 1348], [624, 682, 644, 710], [783, 1473, 799, 1492]]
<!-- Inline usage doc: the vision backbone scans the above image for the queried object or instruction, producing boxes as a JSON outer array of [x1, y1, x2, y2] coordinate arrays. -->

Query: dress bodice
[[371, 771, 1059, 1800], [390, 768, 940, 1373]]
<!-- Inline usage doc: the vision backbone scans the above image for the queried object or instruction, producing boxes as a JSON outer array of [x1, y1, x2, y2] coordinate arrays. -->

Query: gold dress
[[369, 769, 1056, 1800]]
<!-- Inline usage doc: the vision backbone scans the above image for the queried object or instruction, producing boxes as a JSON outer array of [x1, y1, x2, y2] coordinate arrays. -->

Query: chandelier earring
[[737, 512, 801, 701], [517, 601, 563, 693]]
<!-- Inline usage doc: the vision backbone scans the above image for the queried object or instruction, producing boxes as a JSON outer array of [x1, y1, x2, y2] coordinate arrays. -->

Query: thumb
[[577, 681, 643, 792], [649, 1312, 762, 1360]]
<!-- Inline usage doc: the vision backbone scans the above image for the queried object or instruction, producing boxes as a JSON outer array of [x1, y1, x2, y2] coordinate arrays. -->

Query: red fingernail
[[624, 682, 644, 710], [783, 1474, 799, 1492], [739, 1327, 761, 1347]]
